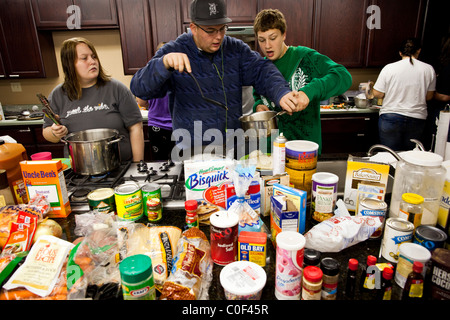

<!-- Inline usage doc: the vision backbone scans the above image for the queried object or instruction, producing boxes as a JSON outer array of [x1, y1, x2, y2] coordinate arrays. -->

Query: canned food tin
[[357, 198, 387, 239], [87, 188, 115, 213], [114, 182, 143, 221], [311, 172, 339, 223], [141, 183, 162, 222], [381, 218, 415, 263], [413, 225, 448, 252], [210, 211, 239, 266]]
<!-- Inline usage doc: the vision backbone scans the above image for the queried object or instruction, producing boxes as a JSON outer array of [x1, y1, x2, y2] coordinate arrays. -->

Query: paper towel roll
[[434, 111, 450, 158]]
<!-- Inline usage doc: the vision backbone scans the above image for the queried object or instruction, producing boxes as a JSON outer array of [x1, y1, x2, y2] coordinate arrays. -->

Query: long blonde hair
[[60, 37, 111, 100]]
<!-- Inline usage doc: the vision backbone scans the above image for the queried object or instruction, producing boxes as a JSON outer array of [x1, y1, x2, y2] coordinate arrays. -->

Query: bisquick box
[[20, 160, 71, 218], [343, 155, 390, 213], [270, 183, 307, 246], [184, 158, 234, 208]]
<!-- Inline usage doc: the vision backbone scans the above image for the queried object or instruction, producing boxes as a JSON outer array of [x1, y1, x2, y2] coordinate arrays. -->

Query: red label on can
[[210, 224, 238, 265]]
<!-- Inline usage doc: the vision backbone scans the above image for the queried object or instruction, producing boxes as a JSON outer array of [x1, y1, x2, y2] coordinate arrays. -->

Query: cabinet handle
[[9, 75, 19, 78], [357, 133, 365, 137], [18, 128, 31, 133], [0, 75, 5, 78]]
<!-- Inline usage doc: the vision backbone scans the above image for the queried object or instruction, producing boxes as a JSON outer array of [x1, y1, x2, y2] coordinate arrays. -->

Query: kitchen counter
[[55, 202, 405, 302]]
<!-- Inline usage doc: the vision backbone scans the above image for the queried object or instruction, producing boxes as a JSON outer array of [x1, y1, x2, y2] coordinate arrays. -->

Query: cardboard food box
[[20, 160, 71, 218], [184, 158, 234, 208], [343, 155, 390, 213], [259, 173, 290, 216], [270, 184, 307, 246]]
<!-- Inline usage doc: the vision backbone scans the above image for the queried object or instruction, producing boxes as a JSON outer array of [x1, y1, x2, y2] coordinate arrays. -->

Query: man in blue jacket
[[130, 0, 300, 158]]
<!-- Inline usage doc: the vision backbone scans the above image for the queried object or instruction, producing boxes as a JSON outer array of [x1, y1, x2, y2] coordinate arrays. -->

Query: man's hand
[[294, 91, 310, 111], [255, 104, 270, 112], [163, 52, 192, 73], [279, 91, 299, 114]]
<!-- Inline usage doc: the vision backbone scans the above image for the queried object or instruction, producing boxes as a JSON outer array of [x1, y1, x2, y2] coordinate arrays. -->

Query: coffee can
[[413, 225, 448, 252], [141, 183, 162, 222], [210, 211, 239, 265], [311, 172, 339, 223], [381, 218, 415, 263], [87, 188, 116, 213], [357, 198, 387, 239]]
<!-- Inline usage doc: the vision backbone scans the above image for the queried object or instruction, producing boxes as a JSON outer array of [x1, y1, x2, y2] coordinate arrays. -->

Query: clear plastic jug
[[0, 139, 28, 204], [390, 151, 446, 226]]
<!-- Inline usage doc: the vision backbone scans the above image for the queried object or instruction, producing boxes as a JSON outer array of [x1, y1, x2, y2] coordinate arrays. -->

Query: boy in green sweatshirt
[[253, 9, 352, 155]]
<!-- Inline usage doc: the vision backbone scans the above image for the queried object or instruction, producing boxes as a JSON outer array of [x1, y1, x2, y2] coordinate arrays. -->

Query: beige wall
[[0, 30, 133, 105], [0, 29, 381, 105]]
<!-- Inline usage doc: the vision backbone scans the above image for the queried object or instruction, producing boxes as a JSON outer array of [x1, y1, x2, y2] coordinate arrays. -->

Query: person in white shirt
[[373, 38, 436, 151]]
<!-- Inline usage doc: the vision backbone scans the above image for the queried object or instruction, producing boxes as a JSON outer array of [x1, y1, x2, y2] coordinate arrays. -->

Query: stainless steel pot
[[239, 110, 286, 137], [61, 128, 123, 175]]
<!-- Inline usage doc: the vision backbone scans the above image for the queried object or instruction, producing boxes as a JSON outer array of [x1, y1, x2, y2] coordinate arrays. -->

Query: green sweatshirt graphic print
[[253, 46, 352, 155]]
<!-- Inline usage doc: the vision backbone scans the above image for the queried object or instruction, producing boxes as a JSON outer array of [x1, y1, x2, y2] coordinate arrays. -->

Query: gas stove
[[66, 160, 186, 212]]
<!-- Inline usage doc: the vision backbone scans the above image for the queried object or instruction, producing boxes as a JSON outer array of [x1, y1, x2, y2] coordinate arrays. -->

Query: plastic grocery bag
[[227, 159, 261, 233], [304, 209, 382, 253]]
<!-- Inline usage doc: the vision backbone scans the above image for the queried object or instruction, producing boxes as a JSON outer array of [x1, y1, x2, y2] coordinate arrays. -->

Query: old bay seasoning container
[[141, 183, 162, 222], [119, 254, 156, 300], [87, 188, 115, 213], [114, 182, 143, 221]]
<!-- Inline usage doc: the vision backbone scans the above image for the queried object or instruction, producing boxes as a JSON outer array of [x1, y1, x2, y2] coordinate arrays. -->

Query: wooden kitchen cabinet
[[320, 112, 379, 158], [365, 0, 426, 67], [31, 0, 118, 30], [259, 0, 315, 48], [0, 0, 58, 79], [0, 125, 65, 158], [314, 0, 369, 68], [313, 0, 426, 67], [117, 0, 183, 75]]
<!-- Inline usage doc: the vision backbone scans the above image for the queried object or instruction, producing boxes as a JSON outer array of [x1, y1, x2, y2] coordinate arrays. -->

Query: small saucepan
[[239, 110, 286, 137]]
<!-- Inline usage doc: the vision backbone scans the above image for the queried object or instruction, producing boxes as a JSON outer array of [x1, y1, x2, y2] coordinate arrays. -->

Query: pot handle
[[107, 135, 124, 145]]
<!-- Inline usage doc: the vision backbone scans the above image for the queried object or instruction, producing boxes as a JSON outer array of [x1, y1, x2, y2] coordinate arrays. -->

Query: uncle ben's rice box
[[20, 160, 71, 218]]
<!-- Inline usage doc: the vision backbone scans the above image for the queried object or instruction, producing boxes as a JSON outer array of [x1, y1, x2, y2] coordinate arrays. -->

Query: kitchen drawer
[[321, 116, 372, 134], [0, 126, 35, 145]]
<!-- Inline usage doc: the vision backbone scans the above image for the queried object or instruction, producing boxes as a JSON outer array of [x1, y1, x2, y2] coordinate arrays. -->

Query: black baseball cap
[[190, 0, 232, 26]]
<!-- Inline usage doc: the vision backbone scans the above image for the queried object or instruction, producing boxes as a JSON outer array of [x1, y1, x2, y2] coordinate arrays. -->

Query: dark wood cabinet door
[[258, 0, 315, 48], [75, 0, 118, 28], [0, 0, 58, 78], [365, 0, 426, 67], [117, 0, 153, 75], [149, 0, 183, 48], [314, 0, 369, 67], [32, 0, 118, 30], [31, 0, 73, 29]]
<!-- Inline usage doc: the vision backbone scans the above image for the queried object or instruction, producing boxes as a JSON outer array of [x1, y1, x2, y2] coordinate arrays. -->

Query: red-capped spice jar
[[302, 266, 323, 300], [185, 200, 199, 228]]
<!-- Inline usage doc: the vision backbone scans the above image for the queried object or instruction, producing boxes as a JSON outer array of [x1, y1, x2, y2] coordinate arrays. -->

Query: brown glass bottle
[[402, 261, 424, 300]]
